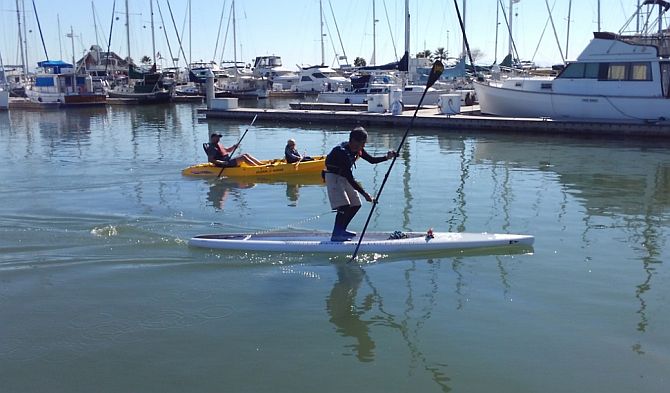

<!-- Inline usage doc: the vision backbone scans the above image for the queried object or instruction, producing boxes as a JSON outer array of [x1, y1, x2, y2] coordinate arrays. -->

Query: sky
[[0, 0, 648, 72]]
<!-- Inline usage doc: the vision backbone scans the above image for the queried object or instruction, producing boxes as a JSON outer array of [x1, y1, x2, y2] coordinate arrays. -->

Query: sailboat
[[214, 0, 268, 99], [108, 0, 172, 103]]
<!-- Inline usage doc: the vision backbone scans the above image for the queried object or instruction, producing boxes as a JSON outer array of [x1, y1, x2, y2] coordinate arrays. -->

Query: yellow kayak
[[182, 155, 326, 177]]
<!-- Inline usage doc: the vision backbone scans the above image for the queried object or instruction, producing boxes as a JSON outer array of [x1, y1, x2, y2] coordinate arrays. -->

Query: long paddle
[[348, 60, 444, 262], [217, 114, 258, 178]]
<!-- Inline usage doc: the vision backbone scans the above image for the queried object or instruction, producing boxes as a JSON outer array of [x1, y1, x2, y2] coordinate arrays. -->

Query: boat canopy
[[37, 60, 73, 74]]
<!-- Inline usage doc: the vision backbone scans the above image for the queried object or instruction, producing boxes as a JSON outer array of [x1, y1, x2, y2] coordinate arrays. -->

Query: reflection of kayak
[[182, 156, 326, 177], [188, 230, 534, 253]]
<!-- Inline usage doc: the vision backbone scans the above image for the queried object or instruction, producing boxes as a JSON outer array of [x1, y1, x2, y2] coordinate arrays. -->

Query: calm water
[[1, 102, 669, 392]]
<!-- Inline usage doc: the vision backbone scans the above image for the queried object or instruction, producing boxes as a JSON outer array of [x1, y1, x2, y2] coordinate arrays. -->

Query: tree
[[470, 49, 484, 64], [433, 47, 447, 61], [354, 57, 367, 67], [415, 49, 432, 59], [141, 55, 151, 64]]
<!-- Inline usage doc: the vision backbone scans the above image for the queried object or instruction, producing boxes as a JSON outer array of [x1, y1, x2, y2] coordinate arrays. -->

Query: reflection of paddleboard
[[188, 231, 534, 253]]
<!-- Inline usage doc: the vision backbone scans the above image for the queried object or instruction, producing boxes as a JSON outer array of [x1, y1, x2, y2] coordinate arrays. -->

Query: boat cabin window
[[607, 64, 627, 80], [598, 62, 652, 81], [312, 72, 326, 79], [630, 63, 651, 81], [557, 62, 599, 79], [661, 62, 670, 97], [301, 76, 312, 82]]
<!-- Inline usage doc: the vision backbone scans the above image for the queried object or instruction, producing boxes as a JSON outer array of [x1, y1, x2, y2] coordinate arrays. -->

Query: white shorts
[[325, 172, 362, 209]]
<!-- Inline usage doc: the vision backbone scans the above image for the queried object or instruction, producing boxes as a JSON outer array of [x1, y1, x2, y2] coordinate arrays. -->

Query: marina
[[2, 0, 670, 392], [202, 104, 670, 138], [1, 102, 669, 392]]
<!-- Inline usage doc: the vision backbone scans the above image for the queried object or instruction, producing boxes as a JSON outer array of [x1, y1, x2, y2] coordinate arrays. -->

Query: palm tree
[[433, 47, 447, 61], [415, 49, 432, 59]]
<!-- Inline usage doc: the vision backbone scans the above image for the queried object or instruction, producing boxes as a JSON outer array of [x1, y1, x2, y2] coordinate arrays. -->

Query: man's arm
[[360, 148, 391, 164]]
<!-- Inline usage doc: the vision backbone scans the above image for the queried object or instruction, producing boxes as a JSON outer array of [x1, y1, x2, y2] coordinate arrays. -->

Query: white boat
[[474, 32, 670, 123], [252, 55, 300, 91], [318, 84, 445, 106], [188, 230, 534, 253], [25, 60, 106, 106], [292, 65, 350, 93]]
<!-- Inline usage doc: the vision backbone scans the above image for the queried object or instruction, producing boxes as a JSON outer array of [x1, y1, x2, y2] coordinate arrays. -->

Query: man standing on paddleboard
[[324, 127, 397, 242]]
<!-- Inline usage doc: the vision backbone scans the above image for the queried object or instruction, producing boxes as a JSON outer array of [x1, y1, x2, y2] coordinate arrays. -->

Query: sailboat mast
[[566, 0, 572, 59], [494, 0, 499, 63], [404, 0, 409, 56], [22, 0, 28, 72], [232, 0, 238, 80], [319, 0, 325, 65], [462, 0, 466, 56], [70, 26, 75, 68], [508, 0, 513, 58], [92, 2, 99, 48], [125, 0, 131, 61], [372, 0, 376, 66], [403, 0, 409, 85], [15, 0, 26, 76], [150, 0, 156, 65], [188, 0, 192, 66]]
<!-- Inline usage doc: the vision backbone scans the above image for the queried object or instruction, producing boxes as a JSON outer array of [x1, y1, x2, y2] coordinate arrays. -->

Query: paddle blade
[[426, 60, 445, 88]]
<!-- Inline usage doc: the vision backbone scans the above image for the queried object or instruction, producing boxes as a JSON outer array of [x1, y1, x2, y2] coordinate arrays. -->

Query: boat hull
[[474, 80, 670, 123], [188, 231, 535, 253], [182, 156, 326, 177]]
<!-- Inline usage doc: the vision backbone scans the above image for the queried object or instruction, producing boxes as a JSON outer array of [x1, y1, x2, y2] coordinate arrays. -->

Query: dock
[[201, 105, 670, 138], [8, 98, 59, 110]]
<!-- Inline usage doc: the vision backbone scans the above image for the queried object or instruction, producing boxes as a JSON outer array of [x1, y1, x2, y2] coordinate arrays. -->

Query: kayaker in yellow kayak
[[285, 139, 314, 163], [206, 133, 262, 167]]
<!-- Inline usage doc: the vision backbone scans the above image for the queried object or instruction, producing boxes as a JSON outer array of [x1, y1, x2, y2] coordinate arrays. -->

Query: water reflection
[[326, 262, 452, 391], [206, 175, 324, 210], [206, 179, 256, 211], [474, 136, 670, 353], [326, 264, 375, 362]]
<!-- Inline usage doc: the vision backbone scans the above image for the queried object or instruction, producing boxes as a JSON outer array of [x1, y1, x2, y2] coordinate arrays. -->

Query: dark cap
[[210, 133, 223, 138], [349, 126, 368, 142]]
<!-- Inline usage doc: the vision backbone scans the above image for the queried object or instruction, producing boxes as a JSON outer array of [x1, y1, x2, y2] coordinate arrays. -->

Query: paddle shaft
[[217, 114, 258, 178], [349, 61, 444, 262]]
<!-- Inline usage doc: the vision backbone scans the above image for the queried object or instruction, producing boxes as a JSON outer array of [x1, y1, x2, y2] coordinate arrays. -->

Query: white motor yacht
[[474, 32, 670, 123], [292, 65, 349, 93]]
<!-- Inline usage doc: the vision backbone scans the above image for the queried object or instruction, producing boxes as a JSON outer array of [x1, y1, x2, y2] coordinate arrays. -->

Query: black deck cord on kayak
[[217, 114, 258, 178], [348, 60, 444, 263]]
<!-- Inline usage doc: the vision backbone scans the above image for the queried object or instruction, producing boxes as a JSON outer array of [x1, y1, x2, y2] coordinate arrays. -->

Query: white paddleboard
[[188, 231, 534, 254]]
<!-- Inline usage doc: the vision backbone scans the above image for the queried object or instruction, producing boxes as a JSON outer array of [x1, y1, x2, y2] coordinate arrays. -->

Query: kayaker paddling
[[324, 127, 397, 242], [285, 138, 314, 164], [206, 133, 262, 167]]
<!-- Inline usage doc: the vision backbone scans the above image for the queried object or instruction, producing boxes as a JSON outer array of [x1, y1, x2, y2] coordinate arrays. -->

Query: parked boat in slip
[[24, 60, 106, 106], [474, 31, 670, 123]]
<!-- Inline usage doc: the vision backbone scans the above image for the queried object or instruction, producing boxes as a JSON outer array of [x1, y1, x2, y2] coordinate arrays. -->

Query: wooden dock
[[201, 106, 670, 138]]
